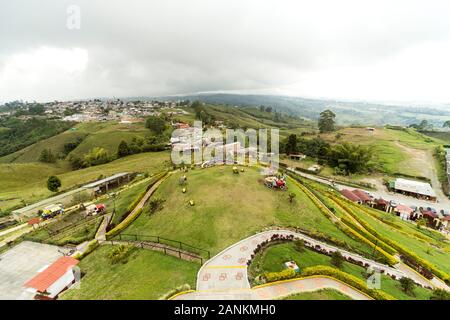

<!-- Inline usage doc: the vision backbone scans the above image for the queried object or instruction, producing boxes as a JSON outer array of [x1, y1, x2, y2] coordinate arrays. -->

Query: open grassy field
[[0, 151, 170, 212], [282, 289, 352, 300], [250, 242, 433, 300], [124, 166, 373, 256], [68, 122, 150, 158], [318, 127, 445, 178], [60, 245, 199, 300]]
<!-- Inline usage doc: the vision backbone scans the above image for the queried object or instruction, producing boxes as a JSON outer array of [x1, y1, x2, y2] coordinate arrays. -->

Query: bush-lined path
[[172, 229, 410, 300]]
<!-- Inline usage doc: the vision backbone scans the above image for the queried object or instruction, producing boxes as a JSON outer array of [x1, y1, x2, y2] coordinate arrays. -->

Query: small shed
[[24, 256, 79, 299]]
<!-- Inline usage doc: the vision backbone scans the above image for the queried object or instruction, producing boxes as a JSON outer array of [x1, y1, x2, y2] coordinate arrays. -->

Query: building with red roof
[[352, 189, 372, 203], [24, 256, 79, 299], [340, 189, 362, 203]]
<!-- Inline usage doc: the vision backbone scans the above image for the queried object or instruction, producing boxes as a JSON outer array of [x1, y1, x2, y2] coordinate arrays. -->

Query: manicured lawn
[[124, 166, 372, 255], [60, 245, 199, 300], [249, 242, 433, 300], [105, 178, 152, 225], [343, 201, 450, 275], [282, 289, 352, 300]]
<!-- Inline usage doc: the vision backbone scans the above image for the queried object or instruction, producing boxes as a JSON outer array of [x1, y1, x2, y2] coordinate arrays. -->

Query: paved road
[[173, 229, 407, 300], [286, 167, 450, 213]]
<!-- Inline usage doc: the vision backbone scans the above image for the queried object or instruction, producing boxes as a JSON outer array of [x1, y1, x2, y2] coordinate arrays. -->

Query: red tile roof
[[340, 189, 361, 202], [352, 189, 371, 202], [396, 204, 414, 214], [27, 218, 41, 225], [376, 198, 389, 205], [24, 256, 79, 293], [422, 210, 438, 219]]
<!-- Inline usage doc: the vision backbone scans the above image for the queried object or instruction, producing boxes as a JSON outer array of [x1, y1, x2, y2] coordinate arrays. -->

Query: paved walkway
[[173, 229, 406, 300], [175, 276, 371, 300]]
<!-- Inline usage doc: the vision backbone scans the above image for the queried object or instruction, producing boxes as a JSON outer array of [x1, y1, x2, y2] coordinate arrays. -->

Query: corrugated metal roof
[[24, 256, 79, 293], [394, 178, 436, 197], [82, 172, 129, 189]]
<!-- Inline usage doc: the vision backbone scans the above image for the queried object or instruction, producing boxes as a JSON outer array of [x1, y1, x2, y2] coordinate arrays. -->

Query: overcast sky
[[1, 0, 450, 104]]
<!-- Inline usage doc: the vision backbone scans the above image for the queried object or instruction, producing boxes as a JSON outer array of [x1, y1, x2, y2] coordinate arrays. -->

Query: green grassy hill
[[124, 166, 373, 256], [0, 151, 170, 212], [0, 121, 151, 164]]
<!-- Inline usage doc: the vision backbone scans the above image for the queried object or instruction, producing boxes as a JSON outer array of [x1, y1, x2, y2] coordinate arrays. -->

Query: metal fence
[[117, 233, 210, 260], [108, 239, 206, 264]]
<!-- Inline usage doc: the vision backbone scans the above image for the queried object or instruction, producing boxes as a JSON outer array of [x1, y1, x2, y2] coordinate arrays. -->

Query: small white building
[[24, 256, 79, 299]]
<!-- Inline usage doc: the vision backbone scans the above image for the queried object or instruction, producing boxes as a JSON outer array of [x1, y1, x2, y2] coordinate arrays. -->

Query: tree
[[285, 134, 298, 155], [430, 288, 450, 300], [265, 106, 273, 113], [294, 239, 306, 253], [145, 116, 166, 134], [39, 148, 56, 163], [288, 192, 296, 203], [117, 140, 130, 158], [84, 147, 110, 166], [47, 175, 61, 192], [399, 277, 415, 295], [330, 251, 344, 268], [68, 155, 86, 170], [443, 120, 450, 128], [318, 109, 336, 133], [328, 142, 375, 175]]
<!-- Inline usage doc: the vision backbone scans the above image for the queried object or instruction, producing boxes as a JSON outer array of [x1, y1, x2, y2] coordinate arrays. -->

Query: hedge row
[[73, 239, 99, 260], [300, 265, 396, 300], [289, 176, 397, 265], [330, 196, 397, 255], [335, 195, 450, 283], [265, 268, 297, 283], [341, 215, 397, 256], [106, 172, 168, 239]]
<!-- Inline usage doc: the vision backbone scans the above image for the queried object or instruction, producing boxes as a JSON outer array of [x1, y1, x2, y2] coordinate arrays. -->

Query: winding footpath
[[172, 229, 407, 300]]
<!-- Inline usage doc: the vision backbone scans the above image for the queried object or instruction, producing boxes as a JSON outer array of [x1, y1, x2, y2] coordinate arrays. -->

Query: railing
[[108, 239, 206, 264], [117, 233, 210, 260]]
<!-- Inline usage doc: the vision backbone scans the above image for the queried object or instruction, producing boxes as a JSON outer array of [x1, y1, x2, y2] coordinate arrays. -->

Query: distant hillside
[[0, 121, 151, 164], [160, 94, 450, 127]]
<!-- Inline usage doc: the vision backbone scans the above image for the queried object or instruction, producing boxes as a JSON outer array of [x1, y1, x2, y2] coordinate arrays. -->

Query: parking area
[[0, 241, 70, 300]]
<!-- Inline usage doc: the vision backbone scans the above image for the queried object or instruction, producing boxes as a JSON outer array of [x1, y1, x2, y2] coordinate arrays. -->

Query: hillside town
[[0, 99, 190, 123]]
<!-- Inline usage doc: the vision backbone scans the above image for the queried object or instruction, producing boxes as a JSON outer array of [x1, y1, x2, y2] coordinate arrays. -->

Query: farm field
[[23, 209, 103, 246], [60, 245, 199, 300], [124, 166, 373, 256], [250, 242, 433, 300], [0, 151, 170, 212]]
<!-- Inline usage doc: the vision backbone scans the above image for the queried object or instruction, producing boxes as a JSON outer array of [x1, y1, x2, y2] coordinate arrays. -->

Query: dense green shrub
[[108, 244, 135, 264], [264, 268, 297, 283], [300, 265, 395, 300]]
